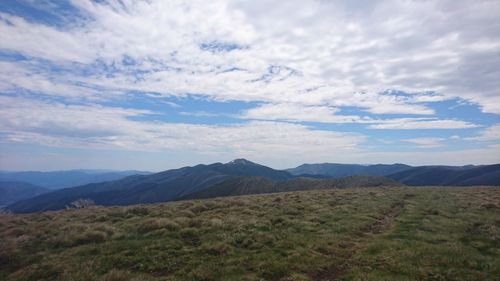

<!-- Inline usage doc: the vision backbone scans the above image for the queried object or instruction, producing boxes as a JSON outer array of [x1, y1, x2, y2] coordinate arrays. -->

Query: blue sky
[[0, 0, 499, 171]]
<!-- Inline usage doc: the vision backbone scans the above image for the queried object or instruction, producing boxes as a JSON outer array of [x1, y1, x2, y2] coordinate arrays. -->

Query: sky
[[0, 0, 499, 171]]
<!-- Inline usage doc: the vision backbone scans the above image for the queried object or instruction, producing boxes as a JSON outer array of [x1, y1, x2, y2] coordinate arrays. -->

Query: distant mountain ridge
[[387, 164, 500, 186], [0, 170, 152, 189], [5, 160, 499, 214], [286, 163, 412, 178], [0, 181, 49, 206], [7, 159, 293, 213], [286, 163, 500, 186]]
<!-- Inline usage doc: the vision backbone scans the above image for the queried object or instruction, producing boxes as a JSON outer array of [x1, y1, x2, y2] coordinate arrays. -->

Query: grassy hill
[[0, 187, 499, 281], [181, 176, 402, 200], [388, 164, 500, 186]]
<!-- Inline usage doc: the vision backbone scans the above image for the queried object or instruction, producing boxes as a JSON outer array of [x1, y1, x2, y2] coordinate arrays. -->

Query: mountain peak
[[226, 159, 257, 166]]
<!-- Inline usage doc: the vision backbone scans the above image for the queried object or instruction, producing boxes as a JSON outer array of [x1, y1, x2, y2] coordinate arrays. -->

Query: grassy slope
[[0, 187, 499, 281]]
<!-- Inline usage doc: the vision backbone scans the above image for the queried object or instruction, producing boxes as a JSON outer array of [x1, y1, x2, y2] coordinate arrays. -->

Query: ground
[[0, 187, 499, 281]]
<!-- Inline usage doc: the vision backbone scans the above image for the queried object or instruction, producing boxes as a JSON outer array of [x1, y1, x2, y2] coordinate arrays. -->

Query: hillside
[[181, 175, 402, 200], [7, 159, 292, 213], [0, 170, 151, 189], [286, 163, 412, 178], [388, 164, 500, 186], [1, 187, 498, 280], [0, 181, 48, 206], [287, 163, 500, 186]]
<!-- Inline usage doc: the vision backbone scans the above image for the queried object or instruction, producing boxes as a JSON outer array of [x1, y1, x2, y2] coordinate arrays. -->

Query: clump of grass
[[99, 269, 132, 281], [137, 218, 180, 234], [233, 231, 274, 249], [205, 217, 223, 228], [178, 209, 195, 218], [179, 227, 200, 246], [73, 230, 108, 246], [126, 206, 149, 216], [173, 217, 191, 227], [189, 203, 209, 214], [201, 241, 231, 256], [271, 217, 288, 226], [259, 260, 290, 280]]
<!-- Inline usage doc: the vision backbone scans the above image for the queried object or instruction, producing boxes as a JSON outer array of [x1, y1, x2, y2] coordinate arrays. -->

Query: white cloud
[[369, 119, 478, 130], [239, 103, 477, 129], [351, 146, 500, 166], [0, 0, 498, 114], [467, 124, 500, 141], [0, 96, 365, 162], [240, 103, 360, 123], [403, 137, 444, 148], [0, 0, 498, 169]]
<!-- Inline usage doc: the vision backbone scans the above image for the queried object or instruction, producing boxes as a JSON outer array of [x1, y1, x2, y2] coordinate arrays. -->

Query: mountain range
[[287, 163, 500, 186], [6, 159, 293, 213], [286, 163, 412, 178], [0, 181, 49, 207], [388, 164, 500, 186], [0, 170, 151, 189], [4, 160, 500, 213]]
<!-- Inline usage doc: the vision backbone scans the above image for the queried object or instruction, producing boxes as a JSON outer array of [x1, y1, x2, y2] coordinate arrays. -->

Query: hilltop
[[1, 187, 498, 280]]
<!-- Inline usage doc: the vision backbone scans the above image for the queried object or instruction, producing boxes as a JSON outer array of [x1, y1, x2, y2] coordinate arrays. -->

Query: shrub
[[66, 198, 96, 209], [271, 217, 287, 226]]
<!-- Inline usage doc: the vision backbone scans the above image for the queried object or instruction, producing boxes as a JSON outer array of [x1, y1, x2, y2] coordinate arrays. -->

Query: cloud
[[0, 0, 498, 169], [240, 103, 479, 129], [403, 137, 444, 148], [0, 96, 365, 162], [369, 119, 478, 130], [240, 103, 360, 123], [467, 124, 500, 141], [0, 0, 498, 114], [353, 146, 500, 166]]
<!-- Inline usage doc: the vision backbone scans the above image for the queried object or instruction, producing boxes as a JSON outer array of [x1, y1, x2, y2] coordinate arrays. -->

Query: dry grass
[[0, 187, 499, 280]]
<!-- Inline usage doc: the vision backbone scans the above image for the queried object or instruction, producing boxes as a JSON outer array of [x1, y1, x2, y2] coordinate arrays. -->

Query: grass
[[0, 187, 499, 280]]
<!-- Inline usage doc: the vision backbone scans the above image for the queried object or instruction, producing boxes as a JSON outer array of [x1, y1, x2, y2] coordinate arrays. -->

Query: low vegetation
[[1, 187, 499, 280]]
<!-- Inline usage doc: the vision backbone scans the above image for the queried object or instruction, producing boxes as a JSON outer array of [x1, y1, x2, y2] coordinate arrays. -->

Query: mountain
[[387, 164, 500, 186], [181, 175, 403, 200], [0, 181, 49, 206], [286, 163, 413, 178], [0, 170, 152, 189], [7, 159, 293, 213]]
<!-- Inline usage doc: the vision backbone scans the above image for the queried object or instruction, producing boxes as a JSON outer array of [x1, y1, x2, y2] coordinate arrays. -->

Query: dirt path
[[310, 198, 407, 281]]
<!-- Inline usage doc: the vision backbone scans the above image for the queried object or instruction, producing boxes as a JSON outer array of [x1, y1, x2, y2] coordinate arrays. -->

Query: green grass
[[0, 187, 499, 280]]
